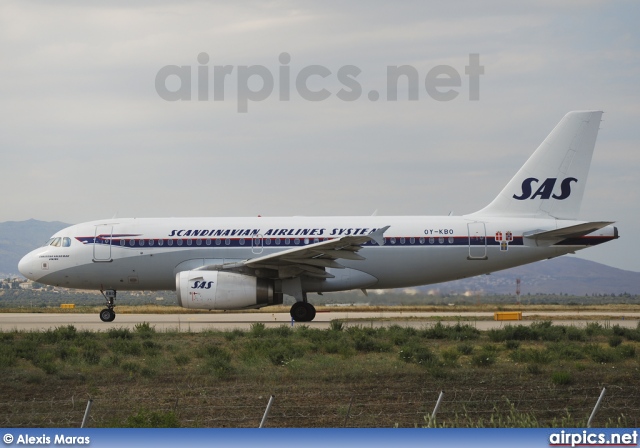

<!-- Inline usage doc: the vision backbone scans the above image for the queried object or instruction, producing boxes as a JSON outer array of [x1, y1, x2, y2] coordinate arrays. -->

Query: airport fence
[[0, 384, 637, 428]]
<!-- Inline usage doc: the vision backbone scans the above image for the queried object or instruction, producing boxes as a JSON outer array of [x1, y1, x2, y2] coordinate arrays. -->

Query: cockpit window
[[43, 237, 69, 247]]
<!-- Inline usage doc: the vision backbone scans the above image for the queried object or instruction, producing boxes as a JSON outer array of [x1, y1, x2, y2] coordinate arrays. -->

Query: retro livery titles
[[168, 228, 259, 237], [166, 228, 377, 237], [513, 177, 577, 201]]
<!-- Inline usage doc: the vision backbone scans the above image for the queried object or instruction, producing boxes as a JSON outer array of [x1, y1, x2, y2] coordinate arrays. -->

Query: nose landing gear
[[99, 289, 117, 322]]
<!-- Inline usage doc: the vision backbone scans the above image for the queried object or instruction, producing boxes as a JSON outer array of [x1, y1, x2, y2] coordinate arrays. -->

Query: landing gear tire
[[99, 289, 117, 322], [290, 302, 316, 322], [100, 308, 116, 322]]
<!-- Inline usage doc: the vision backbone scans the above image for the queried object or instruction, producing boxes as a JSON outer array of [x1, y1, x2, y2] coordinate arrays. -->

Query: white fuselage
[[18, 215, 616, 294]]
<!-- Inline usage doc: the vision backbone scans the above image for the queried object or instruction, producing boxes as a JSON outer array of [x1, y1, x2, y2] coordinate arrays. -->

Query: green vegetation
[[0, 321, 638, 428]]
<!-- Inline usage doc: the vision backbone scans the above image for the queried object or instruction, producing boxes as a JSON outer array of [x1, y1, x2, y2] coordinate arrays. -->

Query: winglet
[[368, 226, 390, 246]]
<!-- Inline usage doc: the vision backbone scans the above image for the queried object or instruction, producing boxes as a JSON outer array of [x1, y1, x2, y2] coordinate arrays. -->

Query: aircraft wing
[[196, 226, 390, 279], [523, 221, 614, 244], [244, 225, 390, 279]]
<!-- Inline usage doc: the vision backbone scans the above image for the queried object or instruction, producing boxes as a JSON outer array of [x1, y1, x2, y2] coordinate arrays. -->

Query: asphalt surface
[[0, 311, 638, 332]]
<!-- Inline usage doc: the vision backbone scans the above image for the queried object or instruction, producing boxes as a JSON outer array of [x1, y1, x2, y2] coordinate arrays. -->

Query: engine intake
[[176, 271, 283, 310]]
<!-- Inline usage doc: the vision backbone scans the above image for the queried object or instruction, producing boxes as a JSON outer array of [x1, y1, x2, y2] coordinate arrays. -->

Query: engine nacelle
[[176, 271, 283, 310]]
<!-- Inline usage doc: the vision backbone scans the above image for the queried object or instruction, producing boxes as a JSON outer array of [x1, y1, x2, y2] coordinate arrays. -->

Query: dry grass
[[0, 321, 638, 428]]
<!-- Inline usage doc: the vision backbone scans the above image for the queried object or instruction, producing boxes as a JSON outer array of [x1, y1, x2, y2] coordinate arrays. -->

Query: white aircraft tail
[[472, 110, 603, 220]]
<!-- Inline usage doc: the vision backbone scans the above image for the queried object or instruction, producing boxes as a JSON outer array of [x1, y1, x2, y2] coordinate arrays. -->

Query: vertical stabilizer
[[472, 110, 603, 220]]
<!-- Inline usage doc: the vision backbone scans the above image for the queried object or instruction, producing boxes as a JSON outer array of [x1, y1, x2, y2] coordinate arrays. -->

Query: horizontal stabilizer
[[524, 221, 614, 241]]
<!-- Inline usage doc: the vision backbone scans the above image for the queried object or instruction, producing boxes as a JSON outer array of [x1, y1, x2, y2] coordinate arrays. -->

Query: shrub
[[249, 322, 266, 338], [608, 336, 623, 348], [174, 354, 190, 366], [585, 322, 606, 337], [15, 339, 39, 361], [83, 346, 101, 365], [121, 408, 180, 428], [121, 361, 141, 373], [456, 343, 474, 355], [616, 344, 636, 359], [134, 322, 156, 338], [269, 324, 293, 338], [488, 325, 536, 342], [399, 344, 438, 366], [526, 364, 542, 375], [505, 340, 520, 350], [51, 325, 78, 342], [0, 346, 17, 368], [551, 371, 573, 385], [423, 322, 480, 341], [472, 352, 496, 367], [549, 342, 585, 361], [353, 333, 391, 353], [387, 325, 414, 346], [55, 342, 79, 362], [33, 352, 58, 375], [196, 345, 231, 360], [532, 322, 565, 342], [111, 340, 143, 356], [108, 327, 133, 340], [223, 329, 245, 341], [441, 348, 460, 366], [585, 344, 619, 363], [263, 341, 305, 366], [566, 326, 586, 342], [0, 332, 15, 342]]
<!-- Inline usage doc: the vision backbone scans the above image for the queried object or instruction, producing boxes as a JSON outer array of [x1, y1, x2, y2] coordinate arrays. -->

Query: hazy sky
[[1, 1, 639, 271]]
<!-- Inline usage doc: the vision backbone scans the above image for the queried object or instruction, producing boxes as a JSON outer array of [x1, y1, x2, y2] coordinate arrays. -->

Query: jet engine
[[176, 271, 283, 310]]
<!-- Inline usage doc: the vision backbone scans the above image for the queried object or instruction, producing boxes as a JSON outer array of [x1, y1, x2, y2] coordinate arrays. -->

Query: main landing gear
[[290, 294, 316, 322], [99, 289, 117, 322]]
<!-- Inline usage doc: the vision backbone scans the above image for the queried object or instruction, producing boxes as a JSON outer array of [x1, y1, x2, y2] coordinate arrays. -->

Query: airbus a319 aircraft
[[19, 111, 618, 322]]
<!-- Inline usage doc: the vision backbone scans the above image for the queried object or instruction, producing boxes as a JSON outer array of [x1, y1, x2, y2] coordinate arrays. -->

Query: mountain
[[0, 219, 70, 277], [1, 220, 639, 295], [416, 257, 640, 295]]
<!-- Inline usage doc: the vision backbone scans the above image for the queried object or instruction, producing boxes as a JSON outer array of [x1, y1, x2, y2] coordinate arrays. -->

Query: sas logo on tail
[[191, 281, 214, 289], [513, 177, 577, 200]]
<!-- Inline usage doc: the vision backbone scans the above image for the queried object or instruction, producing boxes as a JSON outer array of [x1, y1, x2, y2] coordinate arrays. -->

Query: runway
[[0, 311, 638, 332]]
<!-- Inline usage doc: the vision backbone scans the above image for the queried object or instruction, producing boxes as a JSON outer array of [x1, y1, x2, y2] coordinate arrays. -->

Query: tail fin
[[472, 110, 603, 220]]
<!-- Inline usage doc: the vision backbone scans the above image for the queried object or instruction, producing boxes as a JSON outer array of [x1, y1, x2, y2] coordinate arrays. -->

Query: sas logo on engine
[[191, 281, 214, 289], [513, 177, 577, 201]]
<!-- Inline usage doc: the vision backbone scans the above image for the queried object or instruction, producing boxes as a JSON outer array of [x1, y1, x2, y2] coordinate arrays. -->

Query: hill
[[416, 256, 640, 295], [0, 219, 70, 276]]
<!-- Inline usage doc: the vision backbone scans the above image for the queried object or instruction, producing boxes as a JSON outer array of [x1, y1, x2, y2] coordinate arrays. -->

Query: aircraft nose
[[18, 252, 38, 281]]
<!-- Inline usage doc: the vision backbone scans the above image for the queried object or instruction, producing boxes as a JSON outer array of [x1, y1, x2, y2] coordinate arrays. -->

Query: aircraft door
[[93, 225, 113, 262], [252, 234, 263, 254], [467, 222, 487, 260]]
